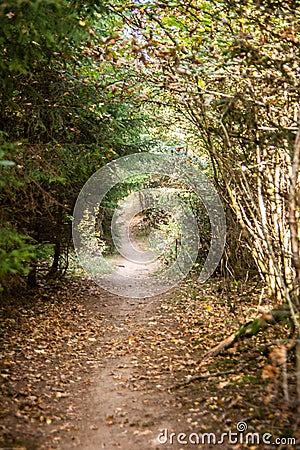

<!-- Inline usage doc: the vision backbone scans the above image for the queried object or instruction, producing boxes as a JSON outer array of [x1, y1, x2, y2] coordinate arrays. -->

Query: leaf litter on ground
[[0, 276, 299, 449]]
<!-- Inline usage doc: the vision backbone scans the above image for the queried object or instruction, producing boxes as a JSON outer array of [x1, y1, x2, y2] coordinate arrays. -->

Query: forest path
[[55, 263, 300, 450], [2, 258, 297, 449], [61, 291, 183, 450], [61, 241, 184, 450]]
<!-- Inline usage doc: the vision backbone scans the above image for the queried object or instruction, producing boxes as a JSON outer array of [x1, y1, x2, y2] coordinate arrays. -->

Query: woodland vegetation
[[1, 0, 300, 446]]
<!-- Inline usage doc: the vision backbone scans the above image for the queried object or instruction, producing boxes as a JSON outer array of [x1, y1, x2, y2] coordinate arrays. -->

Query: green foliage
[[0, 0, 71, 88], [0, 0, 107, 86], [0, 0, 158, 290], [104, 0, 300, 290], [0, 227, 35, 289], [5, 0, 292, 291], [101, 175, 150, 209], [0, 149, 15, 168]]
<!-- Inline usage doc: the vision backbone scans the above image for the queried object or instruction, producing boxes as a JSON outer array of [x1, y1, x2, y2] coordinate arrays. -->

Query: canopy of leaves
[[0, 0, 158, 288], [103, 0, 300, 301]]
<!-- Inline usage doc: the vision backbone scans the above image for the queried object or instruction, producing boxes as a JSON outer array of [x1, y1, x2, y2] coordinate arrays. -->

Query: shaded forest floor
[[1, 276, 299, 449]]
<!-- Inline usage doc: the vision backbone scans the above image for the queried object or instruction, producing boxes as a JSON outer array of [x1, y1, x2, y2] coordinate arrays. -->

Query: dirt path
[[62, 292, 183, 450], [51, 273, 300, 450], [96, 224, 173, 298], [1, 262, 299, 449], [60, 243, 185, 450]]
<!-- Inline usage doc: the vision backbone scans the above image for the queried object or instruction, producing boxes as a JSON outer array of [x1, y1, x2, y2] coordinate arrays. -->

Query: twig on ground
[[169, 370, 236, 390]]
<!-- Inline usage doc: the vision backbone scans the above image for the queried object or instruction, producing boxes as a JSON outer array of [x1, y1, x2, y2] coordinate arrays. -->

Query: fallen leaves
[[269, 345, 287, 366], [1, 276, 299, 449], [105, 414, 115, 425], [0, 278, 105, 447], [262, 364, 279, 380]]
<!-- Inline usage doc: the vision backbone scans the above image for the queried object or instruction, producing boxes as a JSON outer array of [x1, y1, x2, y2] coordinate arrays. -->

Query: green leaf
[[0, 160, 15, 166]]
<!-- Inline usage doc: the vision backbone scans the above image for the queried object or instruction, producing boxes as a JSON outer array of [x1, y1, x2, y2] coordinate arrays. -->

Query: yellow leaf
[[261, 364, 279, 380], [105, 415, 115, 425], [218, 380, 231, 389]]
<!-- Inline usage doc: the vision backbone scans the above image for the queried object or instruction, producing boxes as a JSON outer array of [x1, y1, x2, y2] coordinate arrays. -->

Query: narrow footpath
[[1, 272, 299, 449]]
